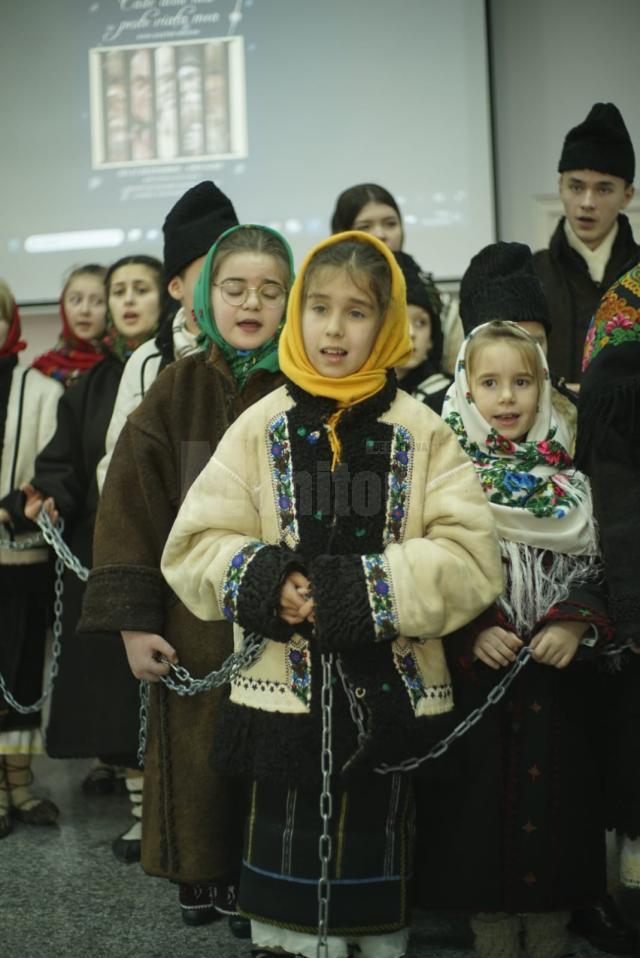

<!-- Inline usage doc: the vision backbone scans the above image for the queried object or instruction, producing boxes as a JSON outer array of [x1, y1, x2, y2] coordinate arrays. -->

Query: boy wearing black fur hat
[[97, 180, 238, 490], [533, 103, 638, 386]]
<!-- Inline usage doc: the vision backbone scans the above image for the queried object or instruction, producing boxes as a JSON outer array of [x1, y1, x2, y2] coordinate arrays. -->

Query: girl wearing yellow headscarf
[[162, 232, 502, 957]]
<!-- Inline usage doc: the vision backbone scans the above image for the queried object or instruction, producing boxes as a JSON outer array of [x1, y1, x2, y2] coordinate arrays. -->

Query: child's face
[[168, 255, 206, 323], [211, 252, 287, 350], [559, 170, 634, 251], [352, 202, 403, 252], [469, 342, 539, 441], [398, 304, 432, 372], [108, 264, 161, 340], [302, 266, 384, 378], [63, 274, 107, 342]]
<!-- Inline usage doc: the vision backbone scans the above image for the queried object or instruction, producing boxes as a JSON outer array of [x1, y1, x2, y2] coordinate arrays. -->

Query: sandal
[[6, 761, 59, 826]]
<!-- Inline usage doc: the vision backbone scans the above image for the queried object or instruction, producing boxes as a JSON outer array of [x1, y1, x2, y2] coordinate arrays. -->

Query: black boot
[[569, 895, 639, 955]]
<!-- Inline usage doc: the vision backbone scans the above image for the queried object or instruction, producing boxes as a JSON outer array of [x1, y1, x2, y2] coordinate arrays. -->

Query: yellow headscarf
[[279, 231, 412, 467]]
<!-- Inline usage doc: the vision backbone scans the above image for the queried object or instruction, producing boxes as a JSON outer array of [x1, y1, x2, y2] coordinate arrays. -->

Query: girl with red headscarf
[[0, 279, 63, 838], [31, 265, 107, 387]]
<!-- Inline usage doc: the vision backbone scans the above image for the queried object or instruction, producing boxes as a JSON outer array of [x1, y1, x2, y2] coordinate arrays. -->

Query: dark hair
[[61, 263, 107, 300], [330, 183, 404, 243], [211, 226, 293, 287], [105, 254, 174, 328], [302, 239, 392, 318]]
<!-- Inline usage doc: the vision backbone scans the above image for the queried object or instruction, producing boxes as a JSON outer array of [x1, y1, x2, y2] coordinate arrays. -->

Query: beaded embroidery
[[286, 637, 311, 707], [392, 638, 454, 715], [266, 413, 299, 548], [221, 540, 266, 622], [384, 425, 414, 545], [361, 554, 398, 641]]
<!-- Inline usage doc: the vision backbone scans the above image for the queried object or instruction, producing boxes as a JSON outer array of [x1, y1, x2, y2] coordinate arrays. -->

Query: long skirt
[[0, 563, 50, 737], [238, 772, 414, 936]]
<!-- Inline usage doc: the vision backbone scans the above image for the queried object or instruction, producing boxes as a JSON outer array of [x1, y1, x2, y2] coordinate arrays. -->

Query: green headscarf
[[192, 224, 295, 388]]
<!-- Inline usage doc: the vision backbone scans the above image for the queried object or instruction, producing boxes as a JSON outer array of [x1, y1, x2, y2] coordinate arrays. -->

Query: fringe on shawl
[[497, 539, 600, 639]]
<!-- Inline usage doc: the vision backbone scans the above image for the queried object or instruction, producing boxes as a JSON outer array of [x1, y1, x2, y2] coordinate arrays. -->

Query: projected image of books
[[89, 37, 247, 167]]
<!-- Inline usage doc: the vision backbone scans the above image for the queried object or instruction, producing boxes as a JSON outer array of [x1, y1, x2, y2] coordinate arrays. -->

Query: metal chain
[[136, 633, 268, 764], [317, 653, 334, 958], [335, 655, 366, 746], [35, 509, 89, 582], [373, 636, 637, 776], [0, 554, 65, 714], [374, 646, 534, 774], [0, 529, 47, 551]]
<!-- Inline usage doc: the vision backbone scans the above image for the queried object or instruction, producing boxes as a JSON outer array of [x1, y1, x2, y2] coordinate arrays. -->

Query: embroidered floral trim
[[446, 410, 579, 518], [266, 413, 299, 548], [361, 554, 398, 641], [286, 637, 311, 707], [392, 639, 427, 709], [384, 425, 413, 546], [221, 541, 266, 622], [582, 277, 640, 370]]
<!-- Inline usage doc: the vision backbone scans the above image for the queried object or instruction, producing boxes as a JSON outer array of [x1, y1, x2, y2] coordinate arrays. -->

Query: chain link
[[374, 646, 534, 774], [317, 653, 334, 958], [135, 633, 268, 764], [35, 509, 89, 582], [0, 554, 65, 714], [0, 529, 47, 551], [335, 655, 366, 746]]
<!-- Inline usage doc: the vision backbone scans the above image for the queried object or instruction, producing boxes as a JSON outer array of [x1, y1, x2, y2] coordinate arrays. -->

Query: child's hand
[[279, 571, 314, 625], [529, 620, 586, 668], [473, 626, 522, 669], [21, 482, 59, 524], [121, 630, 179, 682], [0, 507, 10, 525]]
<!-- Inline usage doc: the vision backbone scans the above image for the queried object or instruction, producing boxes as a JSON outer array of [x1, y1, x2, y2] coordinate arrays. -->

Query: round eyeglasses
[[212, 280, 287, 309]]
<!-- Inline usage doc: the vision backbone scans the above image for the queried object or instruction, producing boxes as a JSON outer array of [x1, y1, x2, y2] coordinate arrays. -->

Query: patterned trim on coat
[[221, 540, 266, 622], [384, 425, 414, 546], [361, 554, 398, 641], [285, 637, 311, 707], [266, 412, 299, 549], [392, 638, 454, 717]]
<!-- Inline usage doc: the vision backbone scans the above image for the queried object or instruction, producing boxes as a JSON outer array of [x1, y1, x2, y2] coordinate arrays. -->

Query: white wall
[[489, 0, 640, 250]]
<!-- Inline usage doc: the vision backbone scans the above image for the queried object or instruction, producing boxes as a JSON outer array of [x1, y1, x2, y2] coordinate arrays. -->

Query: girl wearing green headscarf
[[80, 224, 294, 931]]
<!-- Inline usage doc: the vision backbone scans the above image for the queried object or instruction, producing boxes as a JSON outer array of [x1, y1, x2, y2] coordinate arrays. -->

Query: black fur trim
[[310, 554, 377, 651], [78, 564, 167, 634], [236, 545, 307, 642]]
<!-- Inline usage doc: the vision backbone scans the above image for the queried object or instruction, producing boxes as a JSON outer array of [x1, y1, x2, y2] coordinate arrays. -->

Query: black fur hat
[[459, 242, 551, 336], [163, 181, 238, 281], [558, 102, 635, 183]]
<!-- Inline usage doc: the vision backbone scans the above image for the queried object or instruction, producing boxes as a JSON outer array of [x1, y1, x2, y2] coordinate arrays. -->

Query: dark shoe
[[179, 883, 221, 926], [81, 764, 121, 796], [111, 832, 141, 863], [0, 810, 12, 838], [12, 796, 59, 826], [570, 895, 639, 955], [228, 914, 251, 938]]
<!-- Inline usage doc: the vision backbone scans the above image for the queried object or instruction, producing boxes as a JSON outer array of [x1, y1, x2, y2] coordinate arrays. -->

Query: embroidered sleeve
[[309, 552, 399, 652]]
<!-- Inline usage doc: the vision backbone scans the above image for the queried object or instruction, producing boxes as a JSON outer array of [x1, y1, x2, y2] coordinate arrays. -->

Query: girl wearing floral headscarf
[[416, 320, 615, 958]]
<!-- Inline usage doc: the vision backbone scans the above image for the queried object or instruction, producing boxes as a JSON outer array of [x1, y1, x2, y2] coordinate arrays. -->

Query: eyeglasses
[[212, 280, 287, 309]]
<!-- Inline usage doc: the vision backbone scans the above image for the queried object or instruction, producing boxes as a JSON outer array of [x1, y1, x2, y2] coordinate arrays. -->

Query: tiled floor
[[1, 754, 633, 958]]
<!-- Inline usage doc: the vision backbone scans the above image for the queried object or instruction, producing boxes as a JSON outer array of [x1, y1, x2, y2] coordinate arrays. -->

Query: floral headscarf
[[582, 263, 640, 371], [443, 322, 596, 555], [193, 224, 295, 389]]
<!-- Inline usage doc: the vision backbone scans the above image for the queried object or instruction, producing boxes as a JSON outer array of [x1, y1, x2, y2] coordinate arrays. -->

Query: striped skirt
[[238, 772, 414, 936]]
